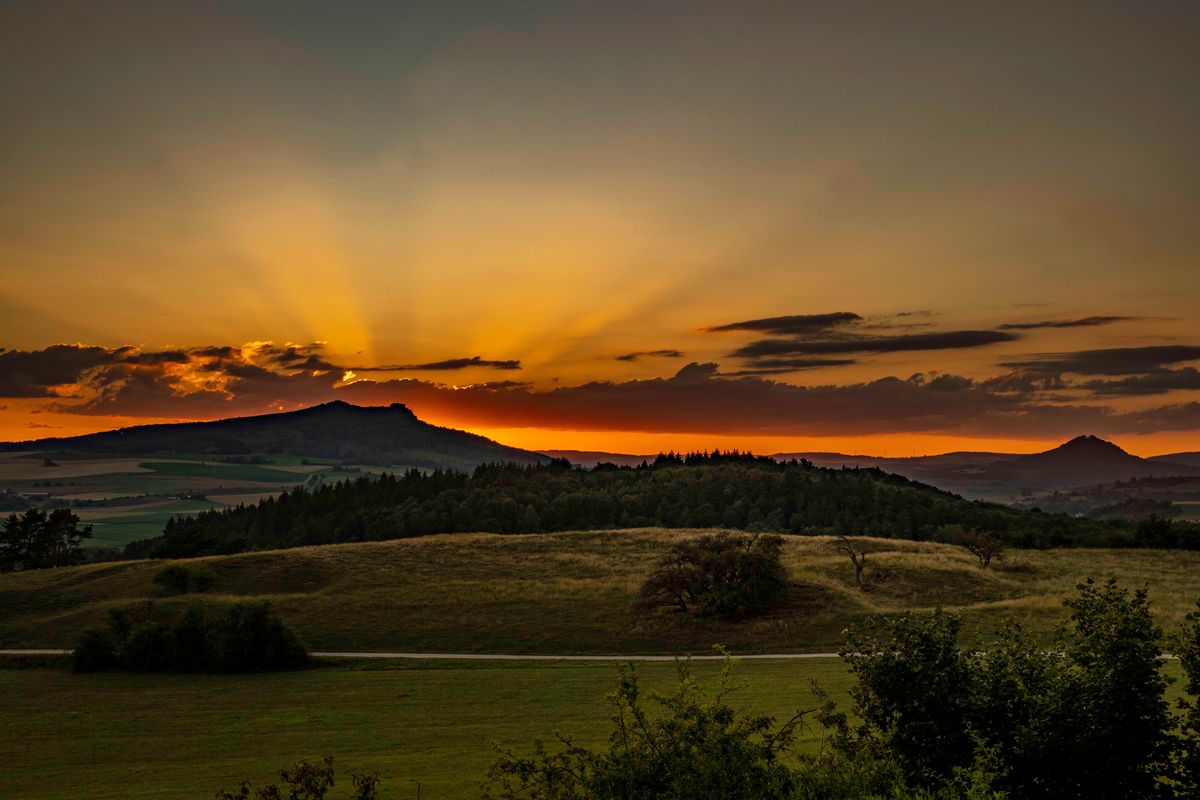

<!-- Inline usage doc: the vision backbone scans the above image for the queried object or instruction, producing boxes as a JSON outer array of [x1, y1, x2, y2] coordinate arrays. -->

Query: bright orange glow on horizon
[[2, 3, 1199, 453]]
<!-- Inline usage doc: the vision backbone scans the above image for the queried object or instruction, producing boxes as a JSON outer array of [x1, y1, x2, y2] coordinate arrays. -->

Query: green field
[[0, 658, 852, 800], [5, 529, 1200, 653], [136, 460, 325, 483], [73, 499, 226, 548], [4, 529, 1200, 799]]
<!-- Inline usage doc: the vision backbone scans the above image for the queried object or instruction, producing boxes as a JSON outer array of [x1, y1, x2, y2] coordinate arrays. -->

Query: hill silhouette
[[562, 436, 1200, 500], [0, 401, 549, 471], [979, 435, 1200, 489]]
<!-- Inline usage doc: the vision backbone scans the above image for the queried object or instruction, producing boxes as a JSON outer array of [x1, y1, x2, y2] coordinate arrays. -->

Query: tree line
[[126, 454, 1197, 560], [0, 508, 92, 571]]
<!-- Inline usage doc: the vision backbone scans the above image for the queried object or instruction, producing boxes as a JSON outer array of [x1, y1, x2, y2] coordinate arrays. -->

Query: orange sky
[[1, 2, 1198, 457]]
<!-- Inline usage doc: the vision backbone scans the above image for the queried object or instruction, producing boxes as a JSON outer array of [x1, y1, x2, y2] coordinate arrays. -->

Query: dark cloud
[[26, 422, 61, 429], [16, 335, 1200, 441], [1079, 368, 1200, 396], [731, 330, 1018, 358], [355, 356, 522, 371], [980, 371, 1068, 394], [1000, 345, 1200, 376], [616, 349, 686, 362], [0, 344, 120, 397], [702, 312, 861, 335], [999, 315, 1142, 330], [722, 357, 857, 376], [331, 363, 1200, 438]]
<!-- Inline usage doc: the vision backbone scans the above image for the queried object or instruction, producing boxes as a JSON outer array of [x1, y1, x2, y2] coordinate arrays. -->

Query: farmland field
[[0, 451, 360, 547]]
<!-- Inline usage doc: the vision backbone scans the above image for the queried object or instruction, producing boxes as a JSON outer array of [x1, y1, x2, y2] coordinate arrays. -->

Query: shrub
[[486, 658, 805, 800], [637, 532, 787, 619], [153, 563, 217, 595], [837, 579, 1175, 798], [216, 757, 381, 800], [71, 601, 307, 673], [71, 627, 120, 672], [189, 566, 216, 592], [153, 564, 193, 594], [208, 602, 309, 671]]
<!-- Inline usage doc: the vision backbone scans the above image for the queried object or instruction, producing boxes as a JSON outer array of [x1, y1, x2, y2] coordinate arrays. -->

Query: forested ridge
[[128, 453, 1196, 559]]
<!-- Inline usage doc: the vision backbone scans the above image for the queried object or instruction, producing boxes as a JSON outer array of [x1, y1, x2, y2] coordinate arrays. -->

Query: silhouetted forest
[[125, 453, 1198, 559]]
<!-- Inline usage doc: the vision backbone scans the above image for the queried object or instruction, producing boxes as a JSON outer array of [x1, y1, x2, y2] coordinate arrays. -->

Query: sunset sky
[[2, 1, 1199, 456]]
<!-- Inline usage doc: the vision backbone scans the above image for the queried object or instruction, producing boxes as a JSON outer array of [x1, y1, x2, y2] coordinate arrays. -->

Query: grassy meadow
[[4, 529, 1200, 799], [0, 658, 855, 800], [4, 529, 1200, 653]]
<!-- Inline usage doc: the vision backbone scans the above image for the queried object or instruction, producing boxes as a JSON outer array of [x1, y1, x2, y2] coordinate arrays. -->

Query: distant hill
[[983, 435, 1200, 489], [132, 451, 1149, 559], [1153, 452, 1200, 469], [0, 401, 549, 471], [544, 438, 1200, 501]]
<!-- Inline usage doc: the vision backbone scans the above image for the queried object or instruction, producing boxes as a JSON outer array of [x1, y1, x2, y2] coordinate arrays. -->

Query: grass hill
[[131, 453, 1154, 559], [0, 401, 549, 472], [5, 529, 1200, 654]]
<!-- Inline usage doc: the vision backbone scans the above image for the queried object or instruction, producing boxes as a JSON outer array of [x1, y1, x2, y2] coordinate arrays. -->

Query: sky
[[2, 0, 1199, 456]]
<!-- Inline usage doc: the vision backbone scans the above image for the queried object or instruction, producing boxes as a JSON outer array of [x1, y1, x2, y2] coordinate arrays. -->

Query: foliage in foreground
[[490, 579, 1200, 799], [637, 531, 788, 619], [217, 757, 380, 800], [73, 601, 308, 673]]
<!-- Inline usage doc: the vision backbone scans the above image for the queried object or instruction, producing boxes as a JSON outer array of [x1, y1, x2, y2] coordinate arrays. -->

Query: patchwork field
[[0, 451, 385, 548], [4, 529, 1200, 654]]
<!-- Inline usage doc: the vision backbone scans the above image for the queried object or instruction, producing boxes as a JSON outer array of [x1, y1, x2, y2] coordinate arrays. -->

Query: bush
[[216, 757, 380, 800], [486, 658, 805, 800], [208, 602, 309, 671], [637, 532, 788, 619], [153, 563, 216, 595], [71, 628, 120, 672], [71, 601, 307, 673], [838, 579, 1175, 798]]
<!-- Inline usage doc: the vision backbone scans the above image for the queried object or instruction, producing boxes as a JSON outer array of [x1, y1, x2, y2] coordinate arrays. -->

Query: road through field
[[0, 648, 841, 660]]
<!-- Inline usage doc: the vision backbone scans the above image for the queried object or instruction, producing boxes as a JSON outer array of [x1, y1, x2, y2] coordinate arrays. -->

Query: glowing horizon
[[2, 3, 1198, 456]]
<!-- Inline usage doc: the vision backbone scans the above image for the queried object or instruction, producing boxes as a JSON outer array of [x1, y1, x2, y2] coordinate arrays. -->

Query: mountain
[[1152, 452, 1200, 469], [0, 401, 549, 471], [983, 435, 1200, 489], [791, 436, 1200, 502]]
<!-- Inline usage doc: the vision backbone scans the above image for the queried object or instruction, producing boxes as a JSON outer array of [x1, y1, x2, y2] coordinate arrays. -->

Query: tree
[[0, 508, 92, 571], [637, 532, 788, 619], [1178, 601, 1200, 793], [836, 579, 1178, 798], [840, 609, 977, 785], [834, 535, 868, 590], [73, 601, 309, 673], [953, 530, 1005, 569]]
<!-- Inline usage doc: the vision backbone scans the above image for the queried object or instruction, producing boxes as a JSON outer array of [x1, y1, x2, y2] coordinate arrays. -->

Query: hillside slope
[[134, 454, 1145, 559], [0, 401, 549, 471], [4, 530, 1200, 654]]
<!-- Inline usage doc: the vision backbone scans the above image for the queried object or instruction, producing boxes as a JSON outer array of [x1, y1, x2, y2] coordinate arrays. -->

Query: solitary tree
[[835, 535, 868, 590], [953, 530, 1005, 569]]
